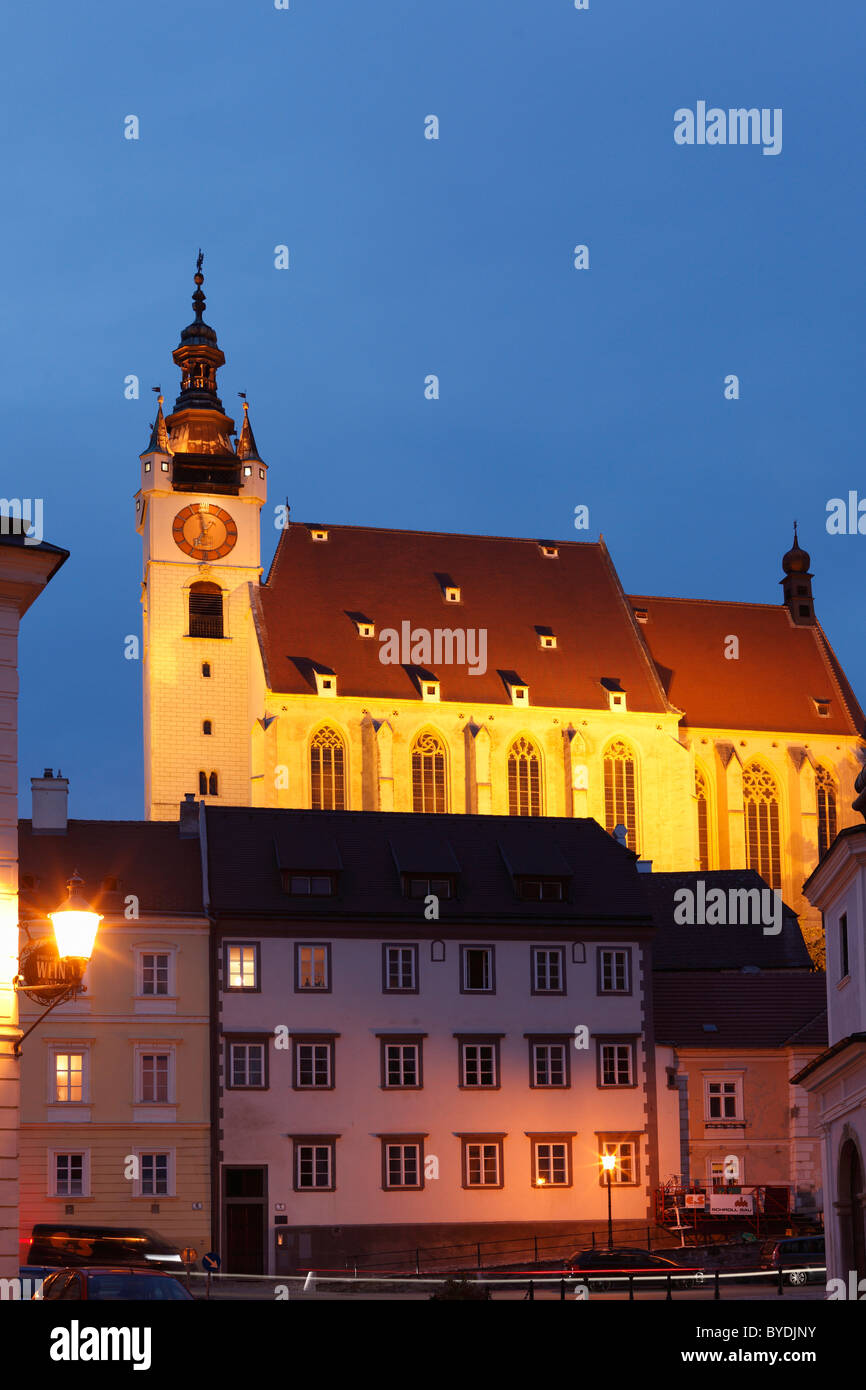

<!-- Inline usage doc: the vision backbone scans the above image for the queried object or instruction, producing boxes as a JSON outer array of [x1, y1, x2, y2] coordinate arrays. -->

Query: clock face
[[172, 503, 238, 560]]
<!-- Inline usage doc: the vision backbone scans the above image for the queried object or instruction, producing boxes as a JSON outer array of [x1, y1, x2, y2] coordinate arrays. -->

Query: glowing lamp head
[[601, 1153, 617, 1174], [49, 871, 101, 964]]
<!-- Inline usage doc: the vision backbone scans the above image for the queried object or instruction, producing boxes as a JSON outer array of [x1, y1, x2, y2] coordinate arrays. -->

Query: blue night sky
[[5, 0, 864, 820]]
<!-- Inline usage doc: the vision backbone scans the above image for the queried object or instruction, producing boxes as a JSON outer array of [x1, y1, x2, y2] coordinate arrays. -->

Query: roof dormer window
[[508, 682, 529, 706], [633, 608, 648, 624], [813, 698, 831, 718], [314, 670, 337, 697], [348, 612, 375, 638], [445, 586, 460, 603], [539, 544, 559, 558], [601, 677, 626, 712], [311, 528, 329, 542], [536, 626, 557, 649], [422, 679, 440, 702]]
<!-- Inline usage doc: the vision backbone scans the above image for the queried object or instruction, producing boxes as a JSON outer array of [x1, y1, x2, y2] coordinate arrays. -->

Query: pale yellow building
[[138, 266, 865, 962], [17, 786, 210, 1257]]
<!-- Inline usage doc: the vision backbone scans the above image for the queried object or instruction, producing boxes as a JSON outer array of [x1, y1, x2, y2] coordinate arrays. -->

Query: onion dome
[[782, 522, 810, 575]]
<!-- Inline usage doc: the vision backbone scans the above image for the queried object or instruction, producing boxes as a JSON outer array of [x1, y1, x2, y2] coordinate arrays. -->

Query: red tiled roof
[[628, 595, 864, 735], [653, 972, 828, 1049], [17, 821, 204, 916], [256, 526, 670, 710]]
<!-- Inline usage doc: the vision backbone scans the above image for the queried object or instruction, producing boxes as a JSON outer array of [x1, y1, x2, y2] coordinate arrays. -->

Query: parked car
[[758, 1235, 826, 1285], [33, 1267, 193, 1300], [568, 1247, 705, 1290], [21, 1223, 184, 1279]]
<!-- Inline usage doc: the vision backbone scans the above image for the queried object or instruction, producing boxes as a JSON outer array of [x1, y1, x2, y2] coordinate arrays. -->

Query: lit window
[[412, 731, 448, 813], [507, 737, 541, 816], [55, 1054, 83, 1103], [226, 944, 258, 991], [310, 727, 345, 810], [296, 944, 329, 990], [742, 763, 781, 890]]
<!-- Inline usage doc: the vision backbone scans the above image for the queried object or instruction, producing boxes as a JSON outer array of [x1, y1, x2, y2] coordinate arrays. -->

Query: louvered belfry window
[[603, 740, 638, 852], [412, 731, 447, 813], [507, 736, 541, 817], [695, 767, 710, 871], [743, 763, 782, 890], [188, 582, 223, 638], [815, 766, 838, 858], [310, 727, 346, 810]]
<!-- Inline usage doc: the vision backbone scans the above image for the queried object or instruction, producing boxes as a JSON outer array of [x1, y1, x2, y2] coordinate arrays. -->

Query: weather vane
[[196, 249, 204, 275]]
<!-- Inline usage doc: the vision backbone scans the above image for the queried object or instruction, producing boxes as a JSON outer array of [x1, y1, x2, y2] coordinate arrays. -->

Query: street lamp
[[14, 871, 101, 1055], [602, 1151, 617, 1250]]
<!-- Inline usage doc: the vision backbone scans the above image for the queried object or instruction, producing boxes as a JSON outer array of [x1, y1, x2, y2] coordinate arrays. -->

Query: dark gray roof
[[203, 807, 654, 926], [642, 870, 812, 971]]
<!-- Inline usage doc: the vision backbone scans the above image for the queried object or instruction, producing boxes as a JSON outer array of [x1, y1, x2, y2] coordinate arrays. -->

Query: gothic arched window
[[412, 731, 448, 814], [815, 766, 838, 858], [310, 727, 346, 810], [507, 736, 541, 817], [189, 582, 223, 639], [695, 767, 710, 871], [743, 763, 782, 890], [603, 740, 638, 852]]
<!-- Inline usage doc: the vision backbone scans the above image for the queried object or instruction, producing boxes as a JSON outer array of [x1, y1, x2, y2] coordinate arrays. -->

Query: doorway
[[223, 1166, 268, 1274]]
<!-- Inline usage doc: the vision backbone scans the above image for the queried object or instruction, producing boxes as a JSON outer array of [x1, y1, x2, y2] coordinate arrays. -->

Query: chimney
[[31, 769, 68, 834], [179, 793, 199, 839]]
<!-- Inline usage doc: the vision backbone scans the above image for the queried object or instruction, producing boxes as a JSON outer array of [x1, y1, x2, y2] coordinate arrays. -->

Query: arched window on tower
[[603, 740, 639, 852], [695, 767, 710, 871], [815, 766, 838, 858], [310, 727, 346, 810], [208, 772, 219, 797], [412, 731, 448, 813], [507, 736, 542, 817], [742, 762, 782, 890], [189, 582, 223, 639]]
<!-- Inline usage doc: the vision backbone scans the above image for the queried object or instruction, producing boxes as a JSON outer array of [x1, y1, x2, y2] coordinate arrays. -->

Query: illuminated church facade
[[136, 267, 865, 955]]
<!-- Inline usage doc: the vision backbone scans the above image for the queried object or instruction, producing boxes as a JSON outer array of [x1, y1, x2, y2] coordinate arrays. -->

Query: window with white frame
[[294, 1041, 333, 1088], [531, 1042, 568, 1087], [599, 1042, 635, 1087], [383, 1141, 423, 1190], [52, 1151, 88, 1197], [598, 947, 630, 993], [704, 1075, 743, 1123], [140, 951, 171, 996], [532, 947, 564, 993], [294, 1141, 334, 1190], [383, 1042, 420, 1088], [532, 1140, 571, 1187], [51, 1050, 86, 1103], [138, 1050, 173, 1103], [139, 1152, 171, 1197], [228, 1042, 267, 1089], [460, 1041, 498, 1087], [296, 943, 330, 991], [225, 943, 259, 991], [598, 1139, 638, 1185], [463, 1139, 502, 1188], [383, 944, 417, 992]]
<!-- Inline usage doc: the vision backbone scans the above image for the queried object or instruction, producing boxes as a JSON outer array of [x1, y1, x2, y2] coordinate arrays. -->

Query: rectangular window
[[296, 944, 330, 991], [599, 1139, 637, 1185], [518, 879, 564, 901], [295, 1042, 333, 1089], [598, 947, 630, 994], [54, 1053, 84, 1103], [142, 953, 169, 996], [599, 1042, 634, 1087], [461, 945, 494, 993], [226, 943, 259, 991], [533, 1141, 570, 1187], [54, 1153, 85, 1197], [295, 1142, 334, 1191], [383, 1142, 423, 1190], [229, 1042, 266, 1089], [461, 1042, 498, 1087], [840, 913, 849, 980], [463, 1140, 502, 1188], [532, 947, 564, 993], [140, 1153, 169, 1196], [704, 1077, 743, 1122], [383, 1043, 420, 1089], [383, 944, 417, 993], [140, 1053, 170, 1103], [531, 1042, 567, 1088], [286, 874, 334, 896], [405, 877, 453, 900]]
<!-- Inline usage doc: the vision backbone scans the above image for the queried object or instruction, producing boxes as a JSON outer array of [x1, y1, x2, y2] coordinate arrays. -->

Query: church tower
[[136, 258, 267, 820]]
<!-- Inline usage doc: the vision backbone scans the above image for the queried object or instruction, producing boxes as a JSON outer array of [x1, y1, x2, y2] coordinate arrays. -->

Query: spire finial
[[192, 249, 205, 321]]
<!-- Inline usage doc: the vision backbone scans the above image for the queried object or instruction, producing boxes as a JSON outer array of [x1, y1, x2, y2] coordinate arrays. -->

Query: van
[[759, 1234, 825, 1285]]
